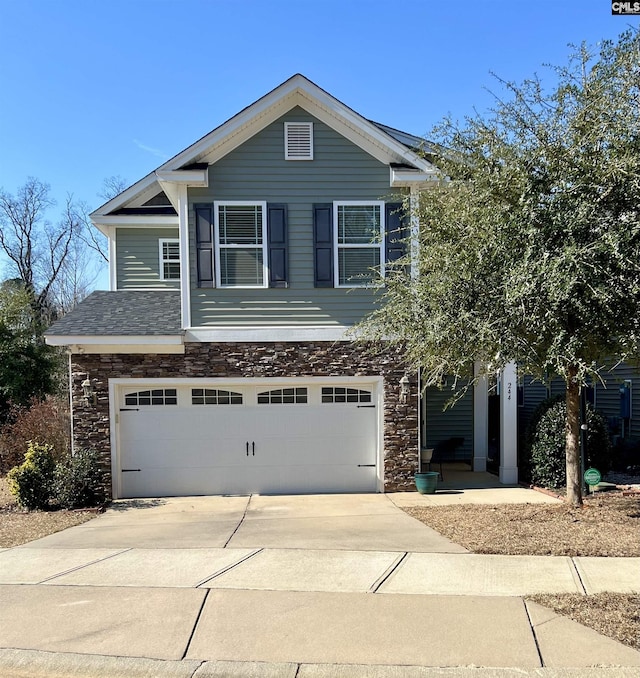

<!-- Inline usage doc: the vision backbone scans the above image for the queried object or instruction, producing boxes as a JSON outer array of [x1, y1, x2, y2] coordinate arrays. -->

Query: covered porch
[[420, 362, 519, 485]]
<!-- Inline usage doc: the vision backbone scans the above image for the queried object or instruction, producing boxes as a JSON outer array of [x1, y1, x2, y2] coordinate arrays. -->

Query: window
[[285, 122, 313, 160], [214, 202, 267, 287], [191, 388, 243, 405], [159, 239, 180, 280], [257, 387, 308, 404], [321, 387, 372, 404], [334, 202, 384, 287], [125, 389, 177, 406]]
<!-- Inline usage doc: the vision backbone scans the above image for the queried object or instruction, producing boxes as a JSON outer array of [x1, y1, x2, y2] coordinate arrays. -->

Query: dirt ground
[[405, 490, 640, 651], [0, 475, 96, 547]]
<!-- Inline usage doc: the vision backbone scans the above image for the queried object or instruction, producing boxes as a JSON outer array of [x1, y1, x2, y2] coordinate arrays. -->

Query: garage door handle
[[357, 405, 375, 408], [246, 442, 249, 456], [358, 464, 375, 467], [252, 441, 255, 456], [122, 468, 141, 472]]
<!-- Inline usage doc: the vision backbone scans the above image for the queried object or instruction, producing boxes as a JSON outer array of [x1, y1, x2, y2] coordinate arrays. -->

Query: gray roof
[[45, 291, 182, 337], [370, 121, 435, 154]]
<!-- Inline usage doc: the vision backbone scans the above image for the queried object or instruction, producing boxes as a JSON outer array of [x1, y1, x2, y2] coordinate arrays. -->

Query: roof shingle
[[45, 291, 182, 337]]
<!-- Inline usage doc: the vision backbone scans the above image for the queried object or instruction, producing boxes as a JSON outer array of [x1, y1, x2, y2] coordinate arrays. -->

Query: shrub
[[527, 396, 612, 489], [7, 442, 57, 510], [53, 449, 109, 509], [0, 396, 70, 473]]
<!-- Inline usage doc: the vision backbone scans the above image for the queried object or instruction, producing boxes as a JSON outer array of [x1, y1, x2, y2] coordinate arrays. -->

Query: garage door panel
[[118, 384, 379, 498]]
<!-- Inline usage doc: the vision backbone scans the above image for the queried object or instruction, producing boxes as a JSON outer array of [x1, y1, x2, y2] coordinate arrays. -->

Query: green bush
[[527, 396, 612, 489], [53, 449, 109, 509], [7, 441, 57, 510]]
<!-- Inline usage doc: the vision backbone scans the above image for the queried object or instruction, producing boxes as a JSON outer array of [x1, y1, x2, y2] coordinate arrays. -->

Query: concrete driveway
[[18, 493, 467, 552], [2, 491, 640, 674]]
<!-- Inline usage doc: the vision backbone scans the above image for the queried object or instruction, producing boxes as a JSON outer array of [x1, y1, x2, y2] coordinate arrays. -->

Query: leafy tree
[[359, 30, 640, 505], [0, 281, 58, 423]]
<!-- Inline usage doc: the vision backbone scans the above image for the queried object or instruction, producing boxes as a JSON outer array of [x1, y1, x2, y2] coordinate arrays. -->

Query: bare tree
[[0, 178, 76, 322], [47, 199, 100, 315], [78, 175, 129, 263], [98, 175, 128, 202]]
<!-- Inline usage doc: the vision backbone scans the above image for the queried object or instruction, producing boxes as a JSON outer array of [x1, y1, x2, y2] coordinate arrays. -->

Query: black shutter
[[313, 204, 334, 288], [194, 204, 214, 288], [385, 202, 409, 273], [267, 204, 288, 288]]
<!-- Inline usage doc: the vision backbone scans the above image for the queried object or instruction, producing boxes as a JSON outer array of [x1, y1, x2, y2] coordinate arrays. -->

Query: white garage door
[[117, 381, 379, 498]]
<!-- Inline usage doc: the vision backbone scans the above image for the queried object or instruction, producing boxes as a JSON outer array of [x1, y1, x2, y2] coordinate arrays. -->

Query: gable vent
[[285, 122, 313, 160]]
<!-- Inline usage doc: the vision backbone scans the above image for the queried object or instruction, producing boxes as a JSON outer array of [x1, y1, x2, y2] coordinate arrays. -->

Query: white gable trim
[[90, 75, 437, 219]]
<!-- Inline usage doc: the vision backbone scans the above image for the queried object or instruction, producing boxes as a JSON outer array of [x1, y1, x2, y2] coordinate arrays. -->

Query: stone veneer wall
[[70, 342, 419, 493]]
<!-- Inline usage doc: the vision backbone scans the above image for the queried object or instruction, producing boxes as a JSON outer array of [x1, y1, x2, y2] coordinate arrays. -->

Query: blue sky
[[0, 0, 638, 288]]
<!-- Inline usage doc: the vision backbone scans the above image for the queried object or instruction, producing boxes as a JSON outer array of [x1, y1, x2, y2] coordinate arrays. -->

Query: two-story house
[[45, 74, 520, 499]]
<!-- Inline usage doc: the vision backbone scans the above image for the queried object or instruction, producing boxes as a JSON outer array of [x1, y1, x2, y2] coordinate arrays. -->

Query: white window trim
[[159, 238, 181, 281], [333, 201, 385, 288], [214, 201, 268, 289], [284, 121, 313, 160]]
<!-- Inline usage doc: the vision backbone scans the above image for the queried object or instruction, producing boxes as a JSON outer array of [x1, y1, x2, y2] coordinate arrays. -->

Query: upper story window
[[285, 122, 313, 160], [159, 239, 180, 280], [333, 202, 384, 287], [214, 202, 268, 288]]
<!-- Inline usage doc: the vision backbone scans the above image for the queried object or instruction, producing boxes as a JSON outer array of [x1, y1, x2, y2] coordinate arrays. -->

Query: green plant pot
[[415, 472, 439, 494]]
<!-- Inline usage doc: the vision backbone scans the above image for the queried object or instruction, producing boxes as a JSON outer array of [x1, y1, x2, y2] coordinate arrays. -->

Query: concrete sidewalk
[[0, 491, 639, 674]]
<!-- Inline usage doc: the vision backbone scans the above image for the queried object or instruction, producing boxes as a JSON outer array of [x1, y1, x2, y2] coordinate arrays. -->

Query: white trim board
[[185, 326, 353, 342], [45, 334, 183, 346]]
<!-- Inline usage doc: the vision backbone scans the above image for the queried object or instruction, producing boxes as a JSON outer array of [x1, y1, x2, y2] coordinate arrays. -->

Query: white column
[[499, 361, 518, 484], [177, 184, 191, 329], [409, 187, 420, 280], [473, 361, 488, 472]]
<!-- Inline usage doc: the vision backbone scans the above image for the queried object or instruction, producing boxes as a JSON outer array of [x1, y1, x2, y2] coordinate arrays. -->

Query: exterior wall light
[[399, 375, 410, 403], [81, 376, 96, 406]]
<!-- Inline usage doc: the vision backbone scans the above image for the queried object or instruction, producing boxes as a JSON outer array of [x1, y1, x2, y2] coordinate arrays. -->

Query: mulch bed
[[530, 593, 640, 651], [404, 493, 640, 557], [0, 476, 96, 547]]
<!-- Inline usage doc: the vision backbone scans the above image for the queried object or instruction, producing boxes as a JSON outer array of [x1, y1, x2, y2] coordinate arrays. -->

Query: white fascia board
[[390, 168, 439, 187], [163, 75, 434, 174], [91, 75, 434, 220], [68, 344, 185, 355], [45, 334, 184, 347], [294, 87, 435, 172], [90, 173, 158, 219], [185, 326, 353, 343], [92, 215, 179, 236], [155, 169, 208, 185], [92, 215, 179, 226], [158, 78, 306, 170]]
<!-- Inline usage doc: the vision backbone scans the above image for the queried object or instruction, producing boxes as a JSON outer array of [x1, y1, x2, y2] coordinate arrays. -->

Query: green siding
[[189, 107, 405, 326], [116, 228, 180, 289], [423, 384, 474, 461]]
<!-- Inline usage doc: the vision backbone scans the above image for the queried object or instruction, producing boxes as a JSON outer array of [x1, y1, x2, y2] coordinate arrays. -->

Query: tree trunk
[[565, 366, 583, 506]]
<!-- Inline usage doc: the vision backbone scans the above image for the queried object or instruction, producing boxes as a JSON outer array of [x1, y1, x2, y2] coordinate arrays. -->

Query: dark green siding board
[[424, 384, 474, 461], [188, 107, 404, 326], [116, 228, 180, 289]]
